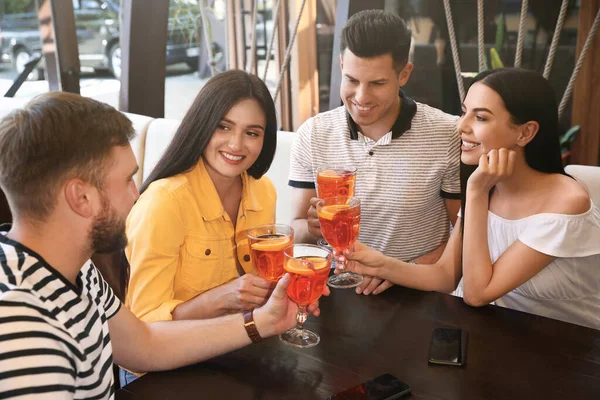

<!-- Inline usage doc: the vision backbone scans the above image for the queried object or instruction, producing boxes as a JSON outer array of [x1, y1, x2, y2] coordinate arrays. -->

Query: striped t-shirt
[[289, 94, 461, 261], [0, 228, 121, 399]]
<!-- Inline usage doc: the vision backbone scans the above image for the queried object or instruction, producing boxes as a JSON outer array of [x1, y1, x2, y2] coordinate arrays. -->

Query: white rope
[[274, 0, 307, 102], [514, 0, 528, 67], [477, 0, 485, 72], [442, 0, 465, 101], [246, 0, 259, 74], [543, 0, 569, 79], [199, 0, 216, 77], [558, 8, 600, 119], [262, 0, 281, 81]]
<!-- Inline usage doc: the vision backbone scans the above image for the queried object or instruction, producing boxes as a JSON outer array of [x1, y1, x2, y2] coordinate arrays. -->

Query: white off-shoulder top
[[454, 202, 600, 330]]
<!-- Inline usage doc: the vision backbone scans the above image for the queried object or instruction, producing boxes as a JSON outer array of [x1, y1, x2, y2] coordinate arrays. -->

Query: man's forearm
[[139, 308, 275, 372], [291, 218, 319, 244]]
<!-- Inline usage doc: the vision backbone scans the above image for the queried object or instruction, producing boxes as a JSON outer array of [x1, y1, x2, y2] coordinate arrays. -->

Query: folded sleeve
[[125, 185, 186, 322], [519, 207, 600, 258], [441, 118, 461, 198]]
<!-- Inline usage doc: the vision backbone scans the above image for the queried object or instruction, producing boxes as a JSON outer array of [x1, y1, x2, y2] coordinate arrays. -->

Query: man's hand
[[307, 197, 322, 238], [254, 274, 330, 337]]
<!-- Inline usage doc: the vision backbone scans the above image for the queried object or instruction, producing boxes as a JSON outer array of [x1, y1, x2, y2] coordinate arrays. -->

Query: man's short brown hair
[[0, 92, 135, 220], [341, 9, 412, 71]]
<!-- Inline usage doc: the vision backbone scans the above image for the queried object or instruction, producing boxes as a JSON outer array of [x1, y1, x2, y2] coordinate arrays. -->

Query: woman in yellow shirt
[[125, 70, 279, 324]]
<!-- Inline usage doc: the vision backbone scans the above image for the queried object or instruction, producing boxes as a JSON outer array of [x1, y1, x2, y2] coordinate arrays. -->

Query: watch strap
[[243, 309, 263, 343]]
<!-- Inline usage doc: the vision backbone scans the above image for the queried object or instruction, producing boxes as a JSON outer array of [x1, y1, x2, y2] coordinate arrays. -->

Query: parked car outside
[[0, 0, 202, 79]]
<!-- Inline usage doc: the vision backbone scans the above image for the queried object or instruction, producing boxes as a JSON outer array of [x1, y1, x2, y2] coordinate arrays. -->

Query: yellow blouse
[[125, 159, 276, 322]]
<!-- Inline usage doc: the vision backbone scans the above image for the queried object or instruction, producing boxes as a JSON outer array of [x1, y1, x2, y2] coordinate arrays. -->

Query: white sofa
[[0, 97, 294, 224]]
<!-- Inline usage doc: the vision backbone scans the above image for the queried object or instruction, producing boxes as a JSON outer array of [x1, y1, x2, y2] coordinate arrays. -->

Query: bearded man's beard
[[90, 194, 128, 254]]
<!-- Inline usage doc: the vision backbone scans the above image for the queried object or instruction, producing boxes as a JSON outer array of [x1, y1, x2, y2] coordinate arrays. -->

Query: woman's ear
[[516, 121, 539, 147]]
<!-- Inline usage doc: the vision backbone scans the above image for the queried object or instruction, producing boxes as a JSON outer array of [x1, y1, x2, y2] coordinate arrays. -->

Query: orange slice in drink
[[284, 256, 329, 276], [251, 236, 292, 252], [318, 204, 352, 220], [318, 169, 341, 178]]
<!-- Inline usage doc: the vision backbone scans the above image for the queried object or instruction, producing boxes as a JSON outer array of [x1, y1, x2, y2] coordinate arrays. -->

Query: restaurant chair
[[565, 164, 600, 204]]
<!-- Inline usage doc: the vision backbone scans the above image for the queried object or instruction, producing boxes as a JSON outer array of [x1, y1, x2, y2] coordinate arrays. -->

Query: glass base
[[327, 271, 363, 289], [280, 328, 320, 348]]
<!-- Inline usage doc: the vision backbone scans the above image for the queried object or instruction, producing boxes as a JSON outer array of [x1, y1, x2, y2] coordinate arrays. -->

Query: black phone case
[[428, 328, 468, 366]]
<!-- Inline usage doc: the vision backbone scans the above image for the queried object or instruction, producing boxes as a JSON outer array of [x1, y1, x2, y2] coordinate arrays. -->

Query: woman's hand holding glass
[[337, 241, 388, 277], [221, 274, 275, 311]]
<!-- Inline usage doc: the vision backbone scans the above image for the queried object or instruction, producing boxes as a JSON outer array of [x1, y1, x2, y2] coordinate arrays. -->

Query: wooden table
[[116, 286, 600, 399]]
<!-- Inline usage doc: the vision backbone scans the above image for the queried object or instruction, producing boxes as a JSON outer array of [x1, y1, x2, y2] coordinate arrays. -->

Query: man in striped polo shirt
[[0, 92, 323, 399], [289, 10, 461, 295]]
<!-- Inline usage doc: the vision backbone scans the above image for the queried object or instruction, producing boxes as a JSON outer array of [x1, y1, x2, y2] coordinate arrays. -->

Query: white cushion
[[142, 119, 181, 182], [123, 112, 154, 187], [565, 165, 600, 205], [266, 131, 294, 225]]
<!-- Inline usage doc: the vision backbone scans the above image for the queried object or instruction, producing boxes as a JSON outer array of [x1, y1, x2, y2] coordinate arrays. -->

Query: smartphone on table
[[428, 327, 467, 366], [328, 373, 411, 400]]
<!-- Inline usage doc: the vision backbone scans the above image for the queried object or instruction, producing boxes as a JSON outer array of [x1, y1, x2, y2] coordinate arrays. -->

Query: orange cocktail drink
[[317, 201, 361, 254], [248, 224, 294, 282], [280, 244, 332, 348], [316, 196, 363, 289], [285, 254, 330, 306], [316, 166, 357, 201]]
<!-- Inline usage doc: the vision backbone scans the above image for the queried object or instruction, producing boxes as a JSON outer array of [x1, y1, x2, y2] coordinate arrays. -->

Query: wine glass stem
[[296, 306, 308, 330], [337, 256, 346, 270]]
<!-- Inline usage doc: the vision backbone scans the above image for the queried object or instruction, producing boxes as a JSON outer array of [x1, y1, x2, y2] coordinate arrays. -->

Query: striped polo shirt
[[0, 227, 121, 399], [289, 93, 461, 261]]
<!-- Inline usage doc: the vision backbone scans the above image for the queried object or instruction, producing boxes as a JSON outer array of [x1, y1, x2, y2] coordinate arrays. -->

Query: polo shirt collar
[[347, 89, 417, 141], [194, 159, 263, 222]]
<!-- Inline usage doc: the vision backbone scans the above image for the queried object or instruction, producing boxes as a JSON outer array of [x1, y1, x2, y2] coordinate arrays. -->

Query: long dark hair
[[140, 70, 277, 194], [460, 68, 566, 226]]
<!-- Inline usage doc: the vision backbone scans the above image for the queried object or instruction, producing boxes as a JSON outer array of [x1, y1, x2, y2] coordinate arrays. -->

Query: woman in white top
[[339, 68, 600, 329]]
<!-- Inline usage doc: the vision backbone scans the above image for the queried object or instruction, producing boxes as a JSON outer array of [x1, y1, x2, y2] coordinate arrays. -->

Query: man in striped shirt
[[0, 92, 323, 399], [289, 10, 461, 295]]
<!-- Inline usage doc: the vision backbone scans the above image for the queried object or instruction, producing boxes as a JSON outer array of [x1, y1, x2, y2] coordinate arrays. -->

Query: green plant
[[484, 12, 506, 69], [560, 125, 580, 156]]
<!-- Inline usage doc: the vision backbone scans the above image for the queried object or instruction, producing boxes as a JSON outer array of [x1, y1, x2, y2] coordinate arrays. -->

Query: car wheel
[[108, 44, 122, 79], [186, 58, 199, 72], [13, 47, 42, 81]]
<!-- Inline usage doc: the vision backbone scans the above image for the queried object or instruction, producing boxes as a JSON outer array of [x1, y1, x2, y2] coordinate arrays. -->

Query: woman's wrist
[[377, 255, 394, 281], [466, 186, 489, 201]]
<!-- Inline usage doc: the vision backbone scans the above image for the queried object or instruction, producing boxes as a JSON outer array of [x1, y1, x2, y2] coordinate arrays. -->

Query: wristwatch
[[243, 309, 263, 343]]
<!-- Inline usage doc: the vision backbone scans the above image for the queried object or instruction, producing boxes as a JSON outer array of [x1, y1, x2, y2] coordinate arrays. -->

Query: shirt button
[[243, 254, 251, 262], [368, 150, 374, 156], [205, 249, 211, 256]]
